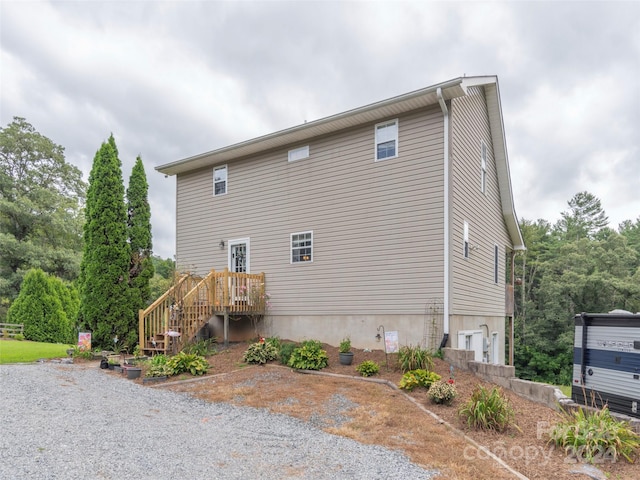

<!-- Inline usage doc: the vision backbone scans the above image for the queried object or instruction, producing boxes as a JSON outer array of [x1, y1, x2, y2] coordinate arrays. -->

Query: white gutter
[[437, 87, 450, 336]]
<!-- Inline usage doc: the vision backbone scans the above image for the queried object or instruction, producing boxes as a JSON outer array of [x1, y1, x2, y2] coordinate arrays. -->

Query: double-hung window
[[213, 165, 227, 196], [291, 231, 313, 263], [463, 221, 470, 259], [481, 142, 487, 194], [375, 119, 398, 161]]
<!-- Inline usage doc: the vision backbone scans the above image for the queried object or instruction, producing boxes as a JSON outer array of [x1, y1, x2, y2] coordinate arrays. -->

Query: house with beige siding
[[152, 75, 525, 365]]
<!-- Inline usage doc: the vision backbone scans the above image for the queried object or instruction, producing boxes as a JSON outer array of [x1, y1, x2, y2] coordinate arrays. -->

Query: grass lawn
[[0, 340, 72, 364]]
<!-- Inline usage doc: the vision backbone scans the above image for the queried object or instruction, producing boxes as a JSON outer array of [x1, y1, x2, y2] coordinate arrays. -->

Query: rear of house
[[157, 76, 524, 363]]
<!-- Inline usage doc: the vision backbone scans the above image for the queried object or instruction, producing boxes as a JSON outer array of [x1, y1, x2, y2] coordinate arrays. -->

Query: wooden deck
[[139, 269, 266, 355]]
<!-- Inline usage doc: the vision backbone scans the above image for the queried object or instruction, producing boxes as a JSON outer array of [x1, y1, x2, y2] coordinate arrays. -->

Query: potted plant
[[338, 337, 354, 365], [107, 356, 120, 371]]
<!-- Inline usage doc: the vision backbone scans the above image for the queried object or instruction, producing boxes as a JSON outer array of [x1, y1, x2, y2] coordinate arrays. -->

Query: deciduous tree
[[0, 117, 85, 303]]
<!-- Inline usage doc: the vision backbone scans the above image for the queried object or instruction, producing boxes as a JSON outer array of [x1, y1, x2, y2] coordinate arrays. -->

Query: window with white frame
[[291, 231, 312, 263], [213, 165, 227, 196], [494, 244, 499, 284], [375, 119, 398, 161], [463, 221, 469, 259], [288, 145, 310, 162], [481, 142, 487, 194]]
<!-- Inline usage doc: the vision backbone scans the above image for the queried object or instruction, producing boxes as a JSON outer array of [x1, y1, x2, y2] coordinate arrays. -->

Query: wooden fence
[[0, 323, 24, 338]]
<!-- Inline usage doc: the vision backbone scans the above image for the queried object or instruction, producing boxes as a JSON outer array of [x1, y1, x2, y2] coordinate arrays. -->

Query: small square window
[[288, 145, 310, 162], [291, 231, 312, 263], [213, 165, 227, 196], [375, 119, 398, 161]]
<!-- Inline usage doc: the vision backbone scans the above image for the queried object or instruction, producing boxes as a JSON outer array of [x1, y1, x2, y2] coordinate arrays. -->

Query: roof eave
[[156, 77, 467, 176]]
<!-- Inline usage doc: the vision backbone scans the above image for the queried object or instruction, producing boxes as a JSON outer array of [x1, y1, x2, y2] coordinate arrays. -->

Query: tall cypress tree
[[127, 156, 154, 320], [78, 136, 133, 348]]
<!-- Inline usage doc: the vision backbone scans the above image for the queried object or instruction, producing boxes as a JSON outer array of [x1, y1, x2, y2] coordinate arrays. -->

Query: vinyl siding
[[450, 86, 513, 317], [176, 106, 445, 315]]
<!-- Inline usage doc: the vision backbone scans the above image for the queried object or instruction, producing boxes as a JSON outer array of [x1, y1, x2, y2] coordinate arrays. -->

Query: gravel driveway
[[0, 362, 439, 479]]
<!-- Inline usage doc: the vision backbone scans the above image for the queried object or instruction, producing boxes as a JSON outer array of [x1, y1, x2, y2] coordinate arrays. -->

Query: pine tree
[[127, 156, 155, 320], [555, 191, 609, 241], [78, 137, 133, 348]]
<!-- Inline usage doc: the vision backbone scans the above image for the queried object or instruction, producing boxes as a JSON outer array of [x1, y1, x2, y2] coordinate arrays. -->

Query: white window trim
[[374, 119, 399, 161], [481, 141, 487, 194], [290, 231, 313, 264], [228, 237, 250, 273], [288, 145, 310, 162], [494, 244, 499, 284], [213, 164, 228, 196], [463, 221, 469, 259]]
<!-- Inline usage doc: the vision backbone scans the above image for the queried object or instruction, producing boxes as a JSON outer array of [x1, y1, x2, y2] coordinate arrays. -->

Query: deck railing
[[139, 269, 265, 354]]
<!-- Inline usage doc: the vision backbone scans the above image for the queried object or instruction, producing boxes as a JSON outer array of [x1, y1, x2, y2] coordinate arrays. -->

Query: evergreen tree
[[78, 137, 133, 348], [7, 269, 73, 343], [555, 191, 609, 240], [127, 156, 154, 316]]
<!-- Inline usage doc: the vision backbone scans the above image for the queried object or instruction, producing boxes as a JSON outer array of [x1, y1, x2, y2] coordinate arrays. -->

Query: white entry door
[[228, 238, 249, 273]]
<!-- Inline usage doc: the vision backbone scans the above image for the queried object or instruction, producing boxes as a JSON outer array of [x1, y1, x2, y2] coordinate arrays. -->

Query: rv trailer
[[572, 312, 640, 418]]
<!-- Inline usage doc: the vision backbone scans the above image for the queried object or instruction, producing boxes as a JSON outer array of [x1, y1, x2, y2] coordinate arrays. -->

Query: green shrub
[[356, 360, 380, 377], [181, 338, 217, 356], [279, 342, 298, 365], [339, 337, 351, 353], [548, 406, 640, 464], [72, 345, 94, 360], [167, 351, 209, 376], [287, 340, 328, 370], [265, 336, 281, 350], [146, 354, 173, 377], [458, 385, 517, 432], [7, 269, 74, 344], [243, 339, 279, 364], [398, 369, 441, 391], [397, 345, 434, 372], [13, 333, 25, 341], [428, 380, 457, 405]]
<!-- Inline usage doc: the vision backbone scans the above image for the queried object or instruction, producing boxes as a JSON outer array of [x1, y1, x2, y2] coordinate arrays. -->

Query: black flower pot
[[339, 352, 354, 365]]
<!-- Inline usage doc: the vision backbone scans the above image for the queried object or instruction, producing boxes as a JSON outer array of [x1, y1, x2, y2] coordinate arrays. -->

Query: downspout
[[437, 87, 450, 344]]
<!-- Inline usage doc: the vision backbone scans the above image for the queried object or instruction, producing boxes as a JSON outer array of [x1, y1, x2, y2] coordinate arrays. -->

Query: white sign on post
[[384, 331, 399, 353]]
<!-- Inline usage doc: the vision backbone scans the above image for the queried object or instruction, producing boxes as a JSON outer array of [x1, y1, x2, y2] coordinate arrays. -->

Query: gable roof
[[157, 75, 524, 250]]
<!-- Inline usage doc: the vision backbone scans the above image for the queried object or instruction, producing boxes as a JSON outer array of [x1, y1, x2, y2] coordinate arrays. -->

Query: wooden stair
[[139, 269, 266, 355]]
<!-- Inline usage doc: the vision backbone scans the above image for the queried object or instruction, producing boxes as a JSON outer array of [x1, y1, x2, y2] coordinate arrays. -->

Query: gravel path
[[0, 362, 439, 479]]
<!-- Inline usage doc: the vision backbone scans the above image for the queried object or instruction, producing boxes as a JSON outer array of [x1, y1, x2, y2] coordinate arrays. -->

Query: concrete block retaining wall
[[442, 348, 640, 433]]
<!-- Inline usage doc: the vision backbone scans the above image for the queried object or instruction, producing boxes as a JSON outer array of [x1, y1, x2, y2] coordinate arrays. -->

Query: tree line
[[513, 191, 640, 385], [0, 117, 173, 349]]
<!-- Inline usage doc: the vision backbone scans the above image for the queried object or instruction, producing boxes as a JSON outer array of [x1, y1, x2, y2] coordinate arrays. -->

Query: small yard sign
[[384, 331, 399, 353], [78, 332, 91, 351]]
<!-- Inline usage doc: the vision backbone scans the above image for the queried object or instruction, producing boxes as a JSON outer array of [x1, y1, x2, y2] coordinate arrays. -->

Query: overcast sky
[[2, 1, 639, 259]]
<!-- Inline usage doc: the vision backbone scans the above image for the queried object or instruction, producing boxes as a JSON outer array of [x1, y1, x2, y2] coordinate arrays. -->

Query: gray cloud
[[1, 1, 638, 258]]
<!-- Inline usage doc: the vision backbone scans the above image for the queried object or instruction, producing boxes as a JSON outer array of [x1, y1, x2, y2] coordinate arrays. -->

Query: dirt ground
[[137, 342, 636, 480]]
